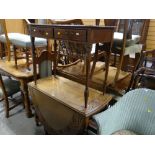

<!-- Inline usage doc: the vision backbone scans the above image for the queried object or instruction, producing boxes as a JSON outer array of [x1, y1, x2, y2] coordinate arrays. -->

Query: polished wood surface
[[0, 59, 33, 78], [0, 59, 33, 117], [28, 76, 112, 134], [29, 76, 112, 116]]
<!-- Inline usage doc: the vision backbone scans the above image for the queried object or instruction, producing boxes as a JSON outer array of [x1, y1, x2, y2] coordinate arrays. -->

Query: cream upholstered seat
[[113, 32, 141, 47], [0, 33, 47, 48]]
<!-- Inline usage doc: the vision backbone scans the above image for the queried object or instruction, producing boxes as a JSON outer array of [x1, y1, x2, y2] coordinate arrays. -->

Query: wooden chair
[[49, 19, 110, 79], [109, 19, 149, 70], [49, 19, 84, 66], [30, 42, 54, 126], [103, 19, 150, 84], [0, 19, 47, 69], [127, 49, 155, 91], [0, 74, 24, 118]]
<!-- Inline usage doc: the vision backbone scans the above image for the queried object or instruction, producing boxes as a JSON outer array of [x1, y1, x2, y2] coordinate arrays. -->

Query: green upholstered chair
[[0, 74, 23, 118], [92, 88, 155, 135]]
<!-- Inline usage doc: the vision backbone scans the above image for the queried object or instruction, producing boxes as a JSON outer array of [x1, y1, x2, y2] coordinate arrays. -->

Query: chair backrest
[[130, 49, 155, 90], [0, 74, 7, 98], [0, 19, 11, 61], [49, 19, 83, 25], [104, 19, 119, 31], [35, 50, 54, 79], [118, 19, 150, 45], [49, 19, 89, 65]]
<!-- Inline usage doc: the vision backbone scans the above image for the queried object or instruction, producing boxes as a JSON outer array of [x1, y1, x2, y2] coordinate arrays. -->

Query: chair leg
[[114, 51, 117, 67], [34, 112, 41, 126], [0, 43, 3, 59], [0, 98, 4, 102], [25, 50, 30, 70], [90, 50, 98, 79], [0, 43, 5, 59], [21, 91, 25, 109], [121, 55, 129, 71], [13, 46, 18, 69], [4, 97, 9, 118]]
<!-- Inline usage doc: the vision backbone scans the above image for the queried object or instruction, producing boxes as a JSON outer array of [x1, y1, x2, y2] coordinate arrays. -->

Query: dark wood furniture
[[103, 19, 150, 84], [49, 19, 84, 66], [28, 76, 112, 134], [49, 19, 109, 79], [29, 24, 115, 108], [127, 49, 155, 91], [29, 23, 114, 134], [0, 59, 34, 117]]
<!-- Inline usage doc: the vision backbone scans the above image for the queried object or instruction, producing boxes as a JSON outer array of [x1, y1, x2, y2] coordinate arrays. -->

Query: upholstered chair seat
[[114, 43, 143, 56], [2, 78, 21, 96], [93, 88, 155, 135], [112, 32, 142, 56], [0, 33, 47, 48], [113, 32, 141, 47], [0, 75, 22, 118]]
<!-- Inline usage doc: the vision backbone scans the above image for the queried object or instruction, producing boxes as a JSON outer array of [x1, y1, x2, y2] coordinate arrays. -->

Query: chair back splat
[[127, 49, 155, 91]]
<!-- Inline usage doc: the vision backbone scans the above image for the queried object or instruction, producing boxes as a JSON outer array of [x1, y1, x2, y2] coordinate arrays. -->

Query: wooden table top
[[28, 76, 112, 117], [0, 59, 33, 78]]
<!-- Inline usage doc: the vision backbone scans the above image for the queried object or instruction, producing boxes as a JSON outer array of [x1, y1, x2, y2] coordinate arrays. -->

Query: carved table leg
[[103, 48, 111, 94], [53, 40, 57, 76], [84, 51, 91, 108], [13, 45, 18, 69], [90, 44, 99, 79], [20, 79, 33, 118]]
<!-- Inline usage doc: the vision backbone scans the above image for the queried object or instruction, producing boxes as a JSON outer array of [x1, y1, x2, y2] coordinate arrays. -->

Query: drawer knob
[[33, 29, 36, 32], [45, 32, 49, 35], [76, 32, 80, 36], [57, 32, 61, 35]]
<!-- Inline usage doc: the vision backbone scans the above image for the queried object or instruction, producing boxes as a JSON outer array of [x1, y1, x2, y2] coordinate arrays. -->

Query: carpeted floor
[[0, 96, 44, 135]]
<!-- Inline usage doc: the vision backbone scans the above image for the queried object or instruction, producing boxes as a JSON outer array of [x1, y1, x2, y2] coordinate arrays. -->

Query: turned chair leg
[[13, 46, 18, 69], [121, 55, 129, 71], [25, 50, 30, 70]]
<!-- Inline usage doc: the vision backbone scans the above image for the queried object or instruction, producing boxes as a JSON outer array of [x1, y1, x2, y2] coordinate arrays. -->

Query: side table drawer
[[54, 28, 87, 42], [30, 26, 53, 38]]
